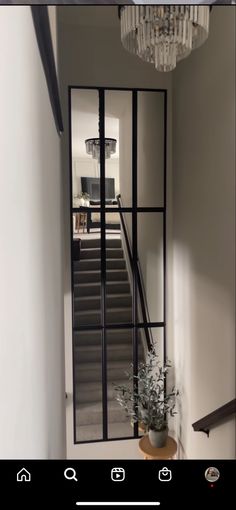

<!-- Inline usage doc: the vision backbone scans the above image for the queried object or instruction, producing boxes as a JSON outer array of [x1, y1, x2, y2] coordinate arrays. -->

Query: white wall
[[172, 7, 235, 459], [137, 92, 164, 325], [137, 92, 164, 208], [119, 91, 133, 208], [58, 7, 172, 459], [0, 7, 66, 458]]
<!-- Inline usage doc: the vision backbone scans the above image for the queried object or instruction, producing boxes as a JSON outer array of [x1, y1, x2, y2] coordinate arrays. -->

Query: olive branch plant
[[114, 350, 179, 432]]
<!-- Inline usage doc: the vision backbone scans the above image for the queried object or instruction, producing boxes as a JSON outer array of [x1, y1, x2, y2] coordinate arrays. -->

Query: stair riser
[[74, 259, 126, 271], [74, 271, 128, 284], [74, 282, 130, 297], [74, 272, 100, 284], [76, 408, 129, 426], [76, 385, 130, 404], [75, 365, 130, 383], [80, 249, 123, 260], [74, 332, 133, 346], [81, 239, 121, 249], [74, 295, 132, 311], [74, 310, 132, 327], [74, 349, 132, 364]]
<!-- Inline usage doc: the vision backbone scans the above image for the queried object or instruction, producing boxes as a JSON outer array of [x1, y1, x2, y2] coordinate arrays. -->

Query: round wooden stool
[[139, 435, 177, 460]]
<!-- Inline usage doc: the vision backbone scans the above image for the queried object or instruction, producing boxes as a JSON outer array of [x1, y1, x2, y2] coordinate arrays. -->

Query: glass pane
[[105, 90, 132, 207], [137, 91, 164, 207], [71, 88, 100, 205], [107, 326, 153, 439], [136, 327, 164, 435], [73, 229, 102, 328], [74, 330, 103, 442], [138, 327, 164, 367], [106, 213, 133, 326], [137, 213, 164, 323], [107, 328, 133, 439]]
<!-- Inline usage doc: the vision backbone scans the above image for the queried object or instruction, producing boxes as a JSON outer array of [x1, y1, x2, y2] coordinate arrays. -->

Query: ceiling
[[58, 6, 120, 29]]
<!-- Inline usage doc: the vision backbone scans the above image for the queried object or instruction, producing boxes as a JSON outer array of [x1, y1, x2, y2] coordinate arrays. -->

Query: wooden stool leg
[[75, 213, 78, 231], [78, 214, 81, 233]]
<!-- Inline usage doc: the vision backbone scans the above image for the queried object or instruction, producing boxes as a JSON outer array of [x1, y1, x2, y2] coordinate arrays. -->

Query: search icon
[[64, 467, 78, 482]]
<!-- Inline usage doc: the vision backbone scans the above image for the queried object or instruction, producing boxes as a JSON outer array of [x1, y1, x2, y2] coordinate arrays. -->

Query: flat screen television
[[81, 177, 115, 202]]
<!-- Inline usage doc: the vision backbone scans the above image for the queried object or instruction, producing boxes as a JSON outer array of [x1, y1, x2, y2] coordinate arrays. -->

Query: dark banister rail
[[192, 398, 236, 437], [117, 195, 153, 352], [31, 6, 64, 135]]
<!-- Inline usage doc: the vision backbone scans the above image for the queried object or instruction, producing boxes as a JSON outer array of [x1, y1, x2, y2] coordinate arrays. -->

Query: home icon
[[16, 468, 31, 482]]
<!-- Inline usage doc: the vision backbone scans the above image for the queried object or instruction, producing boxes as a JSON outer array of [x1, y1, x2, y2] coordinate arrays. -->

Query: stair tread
[[74, 281, 129, 287], [81, 239, 121, 247], [75, 329, 132, 335], [80, 248, 123, 252], [76, 421, 132, 441], [76, 399, 125, 413], [74, 330, 133, 345], [74, 269, 127, 274], [74, 328, 131, 334], [75, 343, 132, 353], [75, 400, 131, 426], [76, 258, 125, 262], [74, 307, 132, 315], [75, 360, 130, 370], [76, 378, 129, 390], [74, 294, 131, 301]]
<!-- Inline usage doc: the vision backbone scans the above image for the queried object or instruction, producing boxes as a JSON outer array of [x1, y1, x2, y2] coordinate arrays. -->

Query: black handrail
[[192, 398, 236, 436], [31, 6, 63, 135], [117, 195, 153, 352]]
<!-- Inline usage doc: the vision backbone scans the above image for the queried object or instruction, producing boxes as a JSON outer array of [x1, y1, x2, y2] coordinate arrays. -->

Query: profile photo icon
[[205, 467, 220, 483]]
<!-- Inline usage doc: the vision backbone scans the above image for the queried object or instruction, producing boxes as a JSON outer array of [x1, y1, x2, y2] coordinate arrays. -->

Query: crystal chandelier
[[120, 5, 210, 72], [85, 138, 117, 161]]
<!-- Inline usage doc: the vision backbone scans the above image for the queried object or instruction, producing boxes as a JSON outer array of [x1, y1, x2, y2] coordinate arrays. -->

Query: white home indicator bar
[[76, 503, 160, 507]]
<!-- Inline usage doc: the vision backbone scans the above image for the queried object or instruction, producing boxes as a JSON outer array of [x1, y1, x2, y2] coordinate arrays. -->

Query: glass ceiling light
[[120, 5, 210, 72], [85, 138, 117, 162]]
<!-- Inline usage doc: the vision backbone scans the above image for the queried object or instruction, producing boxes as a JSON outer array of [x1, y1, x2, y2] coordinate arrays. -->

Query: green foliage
[[78, 192, 90, 199], [114, 350, 179, 432]]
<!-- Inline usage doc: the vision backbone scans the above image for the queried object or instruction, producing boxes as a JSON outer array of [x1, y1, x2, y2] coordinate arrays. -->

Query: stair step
[[74, 343, 132, 363], [74, 329, 133, 346], [73, 269, 128, 284], [74, 307, 132, 326], [76, 401, 130, 426], [80, 248, 123, 260], [81, 238, 121, 249], [75, 378, 131, 404], [74, 259, 126, 271], [74, 294, 132, 311], [75, 360, 131, 383], [76, 421, 133, 442], [74, 281, 130, 297]]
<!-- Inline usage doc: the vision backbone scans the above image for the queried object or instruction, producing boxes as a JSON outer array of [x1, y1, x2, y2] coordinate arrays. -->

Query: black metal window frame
[[68, 86, 167, 444]]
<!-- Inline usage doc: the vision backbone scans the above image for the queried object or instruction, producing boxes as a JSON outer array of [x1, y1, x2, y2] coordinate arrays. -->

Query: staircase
[[73, 236, 136, 441]]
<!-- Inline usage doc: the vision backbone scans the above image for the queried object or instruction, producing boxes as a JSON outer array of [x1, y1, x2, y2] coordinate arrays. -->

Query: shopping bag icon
[[158, 467, 172, 482]]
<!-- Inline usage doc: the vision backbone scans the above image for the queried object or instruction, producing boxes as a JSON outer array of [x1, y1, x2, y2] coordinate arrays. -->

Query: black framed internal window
[[69, 86, 167, 444]]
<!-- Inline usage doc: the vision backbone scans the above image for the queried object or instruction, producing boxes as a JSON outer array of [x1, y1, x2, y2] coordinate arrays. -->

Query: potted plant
[[114, 350, 179, 448], [78, 192, 90, 207]]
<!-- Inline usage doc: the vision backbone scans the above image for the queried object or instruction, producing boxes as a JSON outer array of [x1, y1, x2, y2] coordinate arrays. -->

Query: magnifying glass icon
[[64, 467, 78, 482]]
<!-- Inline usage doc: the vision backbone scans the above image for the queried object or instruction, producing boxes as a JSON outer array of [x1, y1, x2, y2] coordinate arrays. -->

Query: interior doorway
[[67, 86, 167, 449]]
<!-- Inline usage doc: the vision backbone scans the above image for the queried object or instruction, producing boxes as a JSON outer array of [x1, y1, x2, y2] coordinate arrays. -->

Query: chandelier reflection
[[85, 138, 117, 162]]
